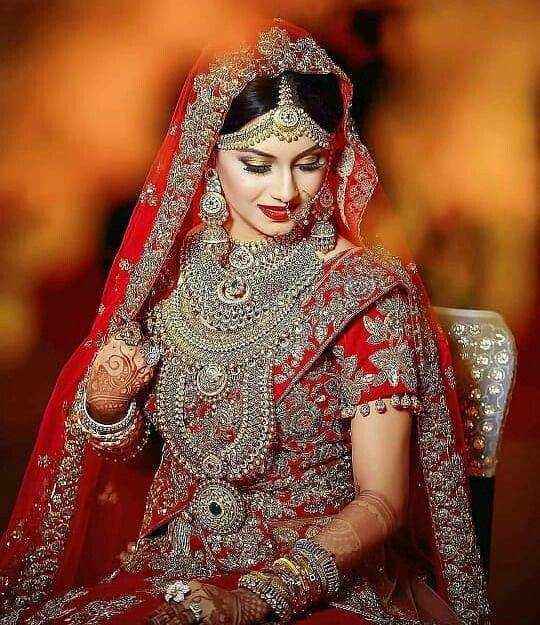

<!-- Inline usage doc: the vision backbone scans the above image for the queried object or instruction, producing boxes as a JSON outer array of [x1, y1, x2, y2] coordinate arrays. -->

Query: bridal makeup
[[214, 133, 327, 240]]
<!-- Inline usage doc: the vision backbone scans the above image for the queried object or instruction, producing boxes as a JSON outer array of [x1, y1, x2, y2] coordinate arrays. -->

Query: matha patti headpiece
[[217, 74, 332, 150]]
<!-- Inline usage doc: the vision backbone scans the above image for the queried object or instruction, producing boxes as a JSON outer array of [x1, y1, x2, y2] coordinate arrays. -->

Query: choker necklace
[[227, 236, 277, 272], [229, 235, 275, 250], [185, 230, 315, 332]]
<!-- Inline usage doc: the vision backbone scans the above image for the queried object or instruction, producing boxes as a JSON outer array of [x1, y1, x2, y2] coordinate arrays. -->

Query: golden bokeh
[[0, 0, 538, 366]]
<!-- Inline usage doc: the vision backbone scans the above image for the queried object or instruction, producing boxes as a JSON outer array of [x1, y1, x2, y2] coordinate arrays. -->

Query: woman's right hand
[[86, 331, 155, 423]]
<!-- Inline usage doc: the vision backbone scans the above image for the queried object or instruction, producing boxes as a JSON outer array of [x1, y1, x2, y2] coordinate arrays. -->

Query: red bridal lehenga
[[0, 18, 491, 625]]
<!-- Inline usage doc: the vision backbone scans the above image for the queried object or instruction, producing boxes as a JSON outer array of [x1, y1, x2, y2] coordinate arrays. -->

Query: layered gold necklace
[[148, 232, 322, 534]]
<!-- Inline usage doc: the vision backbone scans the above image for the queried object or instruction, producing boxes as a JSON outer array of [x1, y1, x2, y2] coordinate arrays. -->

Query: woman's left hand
[[145, 580, 271, 625]]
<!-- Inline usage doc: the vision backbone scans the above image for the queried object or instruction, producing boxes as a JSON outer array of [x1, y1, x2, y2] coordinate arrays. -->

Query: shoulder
[[316, 239, 420, 328], [322, 237, 409, 284]]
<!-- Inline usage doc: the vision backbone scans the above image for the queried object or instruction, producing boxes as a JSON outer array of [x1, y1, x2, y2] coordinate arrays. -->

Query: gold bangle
[[293, 553, 322, 604], [273, 557, 302, 578], [257, 570, 296, 605], [272, 558, 310, 612]]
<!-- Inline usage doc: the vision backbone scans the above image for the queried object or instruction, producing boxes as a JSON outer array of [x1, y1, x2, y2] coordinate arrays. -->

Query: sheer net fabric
[[314, 490, 399, 576]]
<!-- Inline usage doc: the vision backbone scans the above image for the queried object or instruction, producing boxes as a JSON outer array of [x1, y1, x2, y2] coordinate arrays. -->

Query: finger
[[187, 580, 205, 593], [115, 321, 143, 346], [183, 584, 224, 623], [115, 338, 140, 358], [132, 347, 153, 372], [146, 603, 192, 625], [95, 338, 136, 367]]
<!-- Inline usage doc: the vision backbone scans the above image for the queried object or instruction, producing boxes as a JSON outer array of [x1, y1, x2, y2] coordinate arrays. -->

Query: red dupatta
[[0, 18, 490, 625]]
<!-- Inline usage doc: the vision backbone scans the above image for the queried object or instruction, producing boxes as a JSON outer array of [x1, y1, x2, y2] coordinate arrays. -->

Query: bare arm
[[312, 396, 412, 574]]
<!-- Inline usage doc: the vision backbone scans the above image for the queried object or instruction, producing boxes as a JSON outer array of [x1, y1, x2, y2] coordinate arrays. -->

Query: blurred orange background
[[0, 1, 538, 623]]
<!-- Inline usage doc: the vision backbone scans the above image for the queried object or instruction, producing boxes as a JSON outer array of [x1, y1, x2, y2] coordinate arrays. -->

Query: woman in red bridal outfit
[[0, 18, 490, 625]]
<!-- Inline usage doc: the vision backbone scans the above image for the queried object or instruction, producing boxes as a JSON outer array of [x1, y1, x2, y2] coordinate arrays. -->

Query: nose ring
[[285, 191, 311, 223]]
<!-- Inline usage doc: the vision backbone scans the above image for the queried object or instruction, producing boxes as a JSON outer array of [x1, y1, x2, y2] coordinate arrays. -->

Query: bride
[[0, 18, 490, 625]]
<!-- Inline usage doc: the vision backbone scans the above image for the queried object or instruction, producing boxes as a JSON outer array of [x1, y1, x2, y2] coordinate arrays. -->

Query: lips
[[257, 204, 290, 222]]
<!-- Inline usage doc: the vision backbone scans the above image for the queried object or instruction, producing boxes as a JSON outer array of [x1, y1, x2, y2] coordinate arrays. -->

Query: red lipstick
[[257, 204, 290, 222]]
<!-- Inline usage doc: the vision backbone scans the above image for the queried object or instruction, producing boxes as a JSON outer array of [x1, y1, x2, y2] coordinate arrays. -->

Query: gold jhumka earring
[[199, 168, 229, 252], [310, 182, 336, 254]]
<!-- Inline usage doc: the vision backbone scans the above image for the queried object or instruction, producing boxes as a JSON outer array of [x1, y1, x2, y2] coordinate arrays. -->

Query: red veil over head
[[0, 18, 490, 625]]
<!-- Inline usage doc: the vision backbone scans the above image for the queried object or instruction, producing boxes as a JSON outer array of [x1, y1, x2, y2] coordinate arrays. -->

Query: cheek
[[298, 170, 326, 195], [220, 166, 264, 205]]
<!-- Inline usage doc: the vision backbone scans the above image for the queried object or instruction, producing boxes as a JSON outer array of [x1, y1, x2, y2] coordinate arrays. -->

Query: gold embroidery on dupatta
[[24, 590, 141, 625], [8, 24, 490, 625], [329, 247, 491, 624]]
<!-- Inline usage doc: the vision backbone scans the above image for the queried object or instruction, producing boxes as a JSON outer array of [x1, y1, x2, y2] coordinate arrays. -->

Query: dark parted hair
[[220, 71, 343, 135]]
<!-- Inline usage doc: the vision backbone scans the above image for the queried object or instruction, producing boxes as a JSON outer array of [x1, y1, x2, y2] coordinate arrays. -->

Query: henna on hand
[[146, 581, 270, 625], [87, 334, 153, 423], [234, 588, 271, 625], [145, 602, 193, 625]]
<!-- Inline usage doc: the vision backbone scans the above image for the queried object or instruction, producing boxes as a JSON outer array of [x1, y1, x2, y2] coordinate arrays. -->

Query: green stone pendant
[[209, 501, 223, 517], [191, 480, 246, 534]]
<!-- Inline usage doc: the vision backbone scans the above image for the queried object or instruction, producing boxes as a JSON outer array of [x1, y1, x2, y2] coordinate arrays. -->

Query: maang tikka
[[217, 74, 332, 150], [200, 168, 229, 251]]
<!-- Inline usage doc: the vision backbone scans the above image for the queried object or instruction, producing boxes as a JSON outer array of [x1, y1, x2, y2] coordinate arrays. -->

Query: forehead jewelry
[[217, 74, 332, 150]]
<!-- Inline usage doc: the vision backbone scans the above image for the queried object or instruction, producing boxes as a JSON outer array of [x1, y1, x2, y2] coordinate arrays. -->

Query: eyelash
[[242, 162, 324, 175]]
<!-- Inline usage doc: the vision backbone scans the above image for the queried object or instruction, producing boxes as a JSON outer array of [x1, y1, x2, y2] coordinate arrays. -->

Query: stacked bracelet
[[292, 539, 340, 598], [80, 389, 137, 436], [78, 388, 148, 457], [238, 539, 341, 623], [238, 571, 293, 622]]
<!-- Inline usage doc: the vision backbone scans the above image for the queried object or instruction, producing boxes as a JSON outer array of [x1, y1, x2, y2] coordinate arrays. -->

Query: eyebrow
[[237, 144, 322, 159]]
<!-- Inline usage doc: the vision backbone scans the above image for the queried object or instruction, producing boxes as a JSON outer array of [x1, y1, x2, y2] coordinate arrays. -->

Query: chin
[[258, 221, 296, 238]]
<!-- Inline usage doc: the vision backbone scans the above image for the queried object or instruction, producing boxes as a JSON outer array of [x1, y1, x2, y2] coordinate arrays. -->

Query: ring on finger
[[140, 341, 161, 367], [188, 601, 204, 623]]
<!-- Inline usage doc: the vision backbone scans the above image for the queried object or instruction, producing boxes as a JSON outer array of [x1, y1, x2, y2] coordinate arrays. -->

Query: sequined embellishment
[[192, 480, 247, 533], [149, 232, 323, 534]]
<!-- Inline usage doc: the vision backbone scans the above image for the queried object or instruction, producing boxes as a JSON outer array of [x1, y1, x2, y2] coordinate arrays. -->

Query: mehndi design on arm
[[238, 490, 400, 622]]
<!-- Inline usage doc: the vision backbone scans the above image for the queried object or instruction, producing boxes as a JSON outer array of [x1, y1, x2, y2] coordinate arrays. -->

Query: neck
[[223, 219, 266, 244]]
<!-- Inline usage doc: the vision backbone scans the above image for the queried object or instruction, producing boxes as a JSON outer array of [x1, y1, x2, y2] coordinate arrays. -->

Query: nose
[[271, 167, 299, 206]]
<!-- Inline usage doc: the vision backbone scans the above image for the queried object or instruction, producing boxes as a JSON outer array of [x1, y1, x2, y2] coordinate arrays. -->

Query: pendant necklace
[[148, 230, 322, 534]]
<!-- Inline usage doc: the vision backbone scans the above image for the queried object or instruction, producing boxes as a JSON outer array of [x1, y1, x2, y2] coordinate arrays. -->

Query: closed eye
[[242, 161, 325, 175], [242, 163, 271, 175], [297, 161, 325, 171]]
